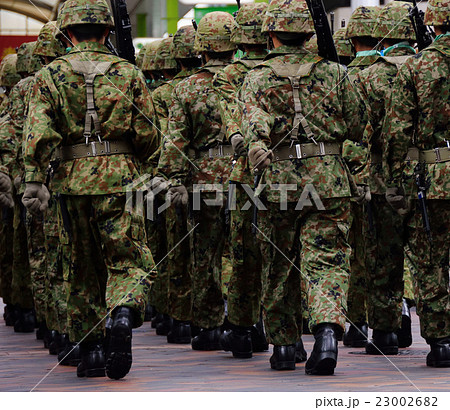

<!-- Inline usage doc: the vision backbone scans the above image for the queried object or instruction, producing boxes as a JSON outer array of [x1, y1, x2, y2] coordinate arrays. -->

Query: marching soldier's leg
[[0, 209, 14, 326], [344, 202, 369, 347], [365, 194, 404, 355], [190, 194, 226, 351], [406, 200, 450, 367], [95, 194, 154, 380], [166, 205, 192, 344]]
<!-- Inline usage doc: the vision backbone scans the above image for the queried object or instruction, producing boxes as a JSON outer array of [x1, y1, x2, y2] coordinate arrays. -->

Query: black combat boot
[[144, 304, 154, 322], [343, 322, 368, 348], [3, 304, 18, 327], [58, 337, 82, 367], [295, 339, 307, 363], [305, 323, 339, 375], [106, 306, 134, 380], [167, 320, 192, 344], [77, 342, 105, 378], [426, 337, 450, 368], [250, 317, 269, 352], [151, 311, 163, 329], [155, 314, 173, 336], [270, 345, 296, 370], [365, 329, 399, 355], [36, 321, 48, 340], [396, 299, 412, 348], [191, 327, 222, 351], [220, 326, 252, 359], [48, 331, 61, 355], [13, 308, 36, 333]]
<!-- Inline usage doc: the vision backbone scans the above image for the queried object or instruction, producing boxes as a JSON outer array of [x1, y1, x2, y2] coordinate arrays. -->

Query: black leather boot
[[295, 339, 307, 363], [396, 299, 412, 348], [250, 319, 269, 352], [48, 331, 61, 355], [14, 308, 36, 333], [270, 345, 296, 370], [3, 305, 18, 326], [144, 304, 154, 322], [77, 342, 105, 377], [365, 329, 398, 355], [426, 337, 450, 368], [58, 340, 82, 367], [36, 321, 48, 340], [305, 324, 339, 375], [106, 306, 134, 380], [151, 311, 163, 329], [156, 314, 173, 336], [343, 322, 368, 348], [220, 327, 252, 359], [191, 327, 222, 351], [167, 320, 191, 344]]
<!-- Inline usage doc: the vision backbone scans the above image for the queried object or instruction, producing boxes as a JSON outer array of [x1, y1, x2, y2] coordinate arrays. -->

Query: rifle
[[414, 161, 432, 245], [306, 0, 339, 63], [408, 0, 434, 51], [109, 0, 136, 64]]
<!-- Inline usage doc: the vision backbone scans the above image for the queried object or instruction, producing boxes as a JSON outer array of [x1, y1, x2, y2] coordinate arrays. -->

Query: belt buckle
[[319, 142, 326, 156], [434, 148, 441, 163], [445, 139, 450, 150], [218, 145, 223, 157], [208, 148, 214, 159], [104, 141, 111, 155], [91, 141, 97, 157], [295, 144, 302, 159]]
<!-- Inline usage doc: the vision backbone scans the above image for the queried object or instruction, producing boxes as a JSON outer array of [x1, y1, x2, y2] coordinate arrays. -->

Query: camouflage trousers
[[258, 198, 352, 345], [25, 213, 47, 323], [0, 209, 14, 305], [365, 194, 404, 332], [63, 194, 154, 342], [146, 195, 168, 315], [43, 197, 68, 334], [346, 201, 368, 324], [11, 197, 33, 309], [227, 182, 263, 327], [405, 199, 449, 341], [166, 205, 192, 322], [190, 193, 226, 329]]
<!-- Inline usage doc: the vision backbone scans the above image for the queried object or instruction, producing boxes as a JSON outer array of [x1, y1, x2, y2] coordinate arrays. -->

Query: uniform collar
[[265, 45, 308, 60], [68, 41, 111, 55], [243, 49, 268, 60]]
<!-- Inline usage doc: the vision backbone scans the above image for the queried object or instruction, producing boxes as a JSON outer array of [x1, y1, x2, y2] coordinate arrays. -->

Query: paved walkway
[[0, 301, 448, 393]]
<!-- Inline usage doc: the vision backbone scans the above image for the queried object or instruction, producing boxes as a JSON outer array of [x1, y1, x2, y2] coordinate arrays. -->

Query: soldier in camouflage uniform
[[0, 54, 21, 327], [383, 0, 449, 367], [240, 0, 366, 374], [341, 6, 380, 348], [354, 1, 417, 355], [157, 11, 237, 351], [142, 40, 164, 92], [152, 25, 202, 344], [211, 2, 270, 359], [22, 0, 159, 379]]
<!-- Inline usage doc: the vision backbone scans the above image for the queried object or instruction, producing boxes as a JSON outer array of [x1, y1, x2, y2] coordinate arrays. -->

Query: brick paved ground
[[0, 300, 449, 393]]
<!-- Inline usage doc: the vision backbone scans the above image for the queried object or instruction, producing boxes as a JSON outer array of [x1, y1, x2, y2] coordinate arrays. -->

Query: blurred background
[[0, 0, 429, 59]]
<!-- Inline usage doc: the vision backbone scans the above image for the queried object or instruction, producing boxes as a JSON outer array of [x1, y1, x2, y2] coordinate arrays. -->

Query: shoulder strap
[[268, 55, 323, 145], [67, 59, 113, 144]]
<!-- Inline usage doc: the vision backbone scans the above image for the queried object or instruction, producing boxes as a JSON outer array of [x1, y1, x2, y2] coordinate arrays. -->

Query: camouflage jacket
[[383, 35, 450, 200], [241, 45, 366, 203], [342, 53, 380, 185], [356, 46, 416, 194], [24, 42, 160, 195], [157, 58, 234, 191], [213, 50, 268, 185]]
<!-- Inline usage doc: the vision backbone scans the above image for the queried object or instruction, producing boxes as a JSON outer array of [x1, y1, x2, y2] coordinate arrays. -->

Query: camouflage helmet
[[34, 21, 65, 58], [155, 37, 177, 70], [0, 54, 21, 88], [372, 1, 416, 41], [261, 0, 315, 35], [194, 12, 236, 53], [29, 42, 43, 74], [142, 40, 163, 72], [231, 3, 268, 45], [345, 6, 380, 39], [333, 28, 353, 57], [135, 45, 147, 69], [16, 42, 34, 75], [424, 0, 450, 26], [57, 0, 114, 37], [305, 35, 318, 54], [171, 25, 197, 59]]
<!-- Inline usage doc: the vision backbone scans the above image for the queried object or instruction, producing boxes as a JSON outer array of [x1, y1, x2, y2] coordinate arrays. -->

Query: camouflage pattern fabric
[[194, 12, 236, 53], [424, 0, 450, 26], [154, 37, 177, 71], [383, 34, 449, 340], [231, 3, 268, 45], [371, 1, 416, 41], [345, 6, 381, 39], [0, 54, 21, 89], [63, 194, 154, 342], [24, 42, 160, 193]]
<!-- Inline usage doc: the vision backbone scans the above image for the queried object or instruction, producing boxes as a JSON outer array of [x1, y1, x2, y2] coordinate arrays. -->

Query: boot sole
[[77, 368, 106, 378], [106, 324, 132, 380], [192, 343, 221, 351], [426, 359, 450, 368], [167, 336, 191, 344], [305, 354, 337, 375], [232, 351, 253, 359], [270, 360, 295, 371]]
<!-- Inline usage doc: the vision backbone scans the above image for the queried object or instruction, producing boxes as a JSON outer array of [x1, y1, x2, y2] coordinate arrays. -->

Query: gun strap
[[68, 60, 113, 144]]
